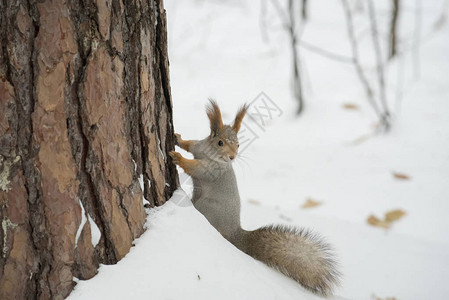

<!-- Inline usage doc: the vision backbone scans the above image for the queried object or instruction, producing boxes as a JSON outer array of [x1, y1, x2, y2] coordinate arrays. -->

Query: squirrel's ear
[[232, 103, 249, 133], [206, 99, 223, 136]]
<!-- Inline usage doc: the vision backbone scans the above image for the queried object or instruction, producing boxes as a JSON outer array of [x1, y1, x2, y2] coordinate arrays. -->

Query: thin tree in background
[[368, 0, 391, 130], [389, 0, 400, 59], [289, 0, 305, 114], [271, 0, 305, 114], [302, 0, 308, 20], [341, 0, 391, 130], [341, 0, 379, 117]]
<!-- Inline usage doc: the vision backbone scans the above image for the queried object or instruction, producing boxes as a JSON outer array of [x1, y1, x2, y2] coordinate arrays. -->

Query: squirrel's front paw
[[174, 133, 182, 145], [169, 151, 182, 165]]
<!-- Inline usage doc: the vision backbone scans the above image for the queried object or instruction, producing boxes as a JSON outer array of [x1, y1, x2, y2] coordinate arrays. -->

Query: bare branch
[[270, 0, 305, 114], [299, 40, 354, 64], [389, 0, 400, 59], [341, 0, 381, 118], [433, 0, 449, 31], [302, 0, 308, 20], [288, 0, 304, 114], [270, 0, 289, 27], [368, 0, 391, 130]]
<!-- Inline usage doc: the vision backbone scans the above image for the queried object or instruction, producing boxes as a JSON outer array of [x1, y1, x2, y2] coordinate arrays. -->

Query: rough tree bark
[[0, 0, 177, 299]]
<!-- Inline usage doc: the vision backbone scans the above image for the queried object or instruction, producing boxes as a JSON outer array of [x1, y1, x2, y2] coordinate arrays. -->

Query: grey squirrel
[[169, 100, 340, 297]]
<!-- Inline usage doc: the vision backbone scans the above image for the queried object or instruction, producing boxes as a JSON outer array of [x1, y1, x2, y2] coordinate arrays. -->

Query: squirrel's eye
[[218, 140, 224, 147], [237, 144, 240, 148]]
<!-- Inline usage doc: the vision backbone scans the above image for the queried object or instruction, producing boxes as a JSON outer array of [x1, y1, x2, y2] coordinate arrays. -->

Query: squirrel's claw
[[169, 151, 182, 165]]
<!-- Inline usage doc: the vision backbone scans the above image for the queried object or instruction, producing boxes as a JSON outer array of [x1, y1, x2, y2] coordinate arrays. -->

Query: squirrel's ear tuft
[[206, 99, 223, 135], [232, 103, 249, 133]]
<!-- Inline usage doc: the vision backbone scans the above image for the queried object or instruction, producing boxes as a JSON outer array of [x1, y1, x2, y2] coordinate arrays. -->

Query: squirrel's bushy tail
[[241, 225, 340, 296]]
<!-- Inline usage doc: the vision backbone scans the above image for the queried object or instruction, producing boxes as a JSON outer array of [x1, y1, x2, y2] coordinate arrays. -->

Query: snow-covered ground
[[70, 1, 449, 299], [70, 191, 345, 300]]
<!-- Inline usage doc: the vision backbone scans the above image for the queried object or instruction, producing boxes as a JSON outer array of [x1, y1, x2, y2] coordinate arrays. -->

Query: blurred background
[[165, 0, 449, 299]]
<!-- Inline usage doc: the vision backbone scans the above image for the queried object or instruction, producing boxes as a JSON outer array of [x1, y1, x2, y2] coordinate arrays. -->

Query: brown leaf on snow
[[347, 133, 373, 146], [392, 172, 411, 180], [385, 209, 406, 222], [367, 215, 390, 229], [302, 198, 322, 209], [247, 199, 260, 205], [367, 209, 407, 229], [371, 294, 397, 300], [343, 103, 359, 110]]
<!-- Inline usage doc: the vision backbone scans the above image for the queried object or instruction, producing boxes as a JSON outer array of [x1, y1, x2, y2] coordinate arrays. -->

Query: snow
[[75, 199, 102, 248], [75, 199, 87, 247], [88, 215, 101, 247], [70, 190, 344, 300], [138, 174, 144, 192], [70, 0, 449, 299], [139, 174, 152, 204]]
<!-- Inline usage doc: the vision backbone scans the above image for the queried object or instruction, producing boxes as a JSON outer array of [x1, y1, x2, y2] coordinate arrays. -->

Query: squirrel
[[169, 100, 340, 297]]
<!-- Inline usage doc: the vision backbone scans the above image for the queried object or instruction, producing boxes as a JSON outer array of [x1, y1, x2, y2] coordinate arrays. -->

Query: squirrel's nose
[[229, 155, 235, 160]]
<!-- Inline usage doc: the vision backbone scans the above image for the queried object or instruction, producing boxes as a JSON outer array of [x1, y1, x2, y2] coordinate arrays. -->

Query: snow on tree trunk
[[0, 0, 177, 299]]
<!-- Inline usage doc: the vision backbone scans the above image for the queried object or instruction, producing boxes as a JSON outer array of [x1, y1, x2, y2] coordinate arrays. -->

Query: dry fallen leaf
[[368, 209, 407, 229], [302, 198, 322, 209], [392, 172, 411, 180], [343, 103, 359, 110], [347, 133, 373, 146], [367, 215, 390, 229], [385, 209, 406, 222], [371, 294, 397, 300], [247, 199, 260, 205]]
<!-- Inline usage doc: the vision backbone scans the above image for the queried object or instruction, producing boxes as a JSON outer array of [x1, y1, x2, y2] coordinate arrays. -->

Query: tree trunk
[[0, 0, 177, 299]]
